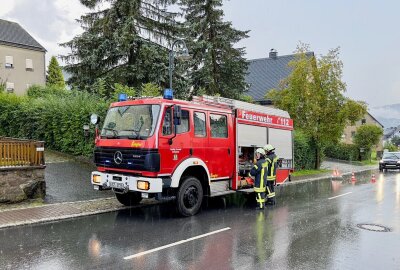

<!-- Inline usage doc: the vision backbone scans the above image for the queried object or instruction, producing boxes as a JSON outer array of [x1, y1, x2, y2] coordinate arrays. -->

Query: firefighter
[[250, 148, 268, 210], [264, 144, 278, 205]]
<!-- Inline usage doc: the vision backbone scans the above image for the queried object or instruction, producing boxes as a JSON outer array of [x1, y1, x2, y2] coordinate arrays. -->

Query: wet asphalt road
[[1, 170, 400, 270], [45, 162, 113, 203]]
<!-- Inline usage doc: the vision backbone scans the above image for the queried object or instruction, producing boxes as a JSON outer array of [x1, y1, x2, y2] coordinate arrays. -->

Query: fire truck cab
[[91, 94, 293, 216]]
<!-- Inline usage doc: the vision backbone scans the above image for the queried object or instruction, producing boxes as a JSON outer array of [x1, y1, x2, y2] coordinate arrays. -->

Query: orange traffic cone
[[371, 174, 376, 183], [351, 172, 356, 182], [332, 168, 341, 177]]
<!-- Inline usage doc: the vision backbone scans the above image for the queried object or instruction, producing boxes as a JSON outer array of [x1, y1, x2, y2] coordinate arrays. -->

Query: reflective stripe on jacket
[[266, 153, 278, 181], [250, 158, 268, 192]]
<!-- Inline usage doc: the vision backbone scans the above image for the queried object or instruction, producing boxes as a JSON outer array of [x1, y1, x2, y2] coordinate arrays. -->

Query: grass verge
[[292, 169, 330, 177]]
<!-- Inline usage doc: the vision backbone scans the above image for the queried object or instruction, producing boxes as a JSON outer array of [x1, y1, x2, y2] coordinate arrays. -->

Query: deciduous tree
[[354, 124, 383, 161], [267, 44, 366, 169]]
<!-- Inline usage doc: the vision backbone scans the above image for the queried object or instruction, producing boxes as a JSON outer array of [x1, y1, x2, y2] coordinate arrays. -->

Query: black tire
[[176, 176, 203, 217], [115, 192, 142, 206]]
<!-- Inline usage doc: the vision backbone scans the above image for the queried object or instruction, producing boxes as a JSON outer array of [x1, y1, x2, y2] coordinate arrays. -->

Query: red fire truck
[[90, 94, 294, 216]]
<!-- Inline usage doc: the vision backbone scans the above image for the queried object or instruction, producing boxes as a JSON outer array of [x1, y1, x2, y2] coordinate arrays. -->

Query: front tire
[[176, 176, 203, 217], [115, 192, 142, 206]]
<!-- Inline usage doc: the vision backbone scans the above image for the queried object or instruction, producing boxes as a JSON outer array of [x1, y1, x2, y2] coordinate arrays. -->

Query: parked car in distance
[[379, 152, 400, 171]]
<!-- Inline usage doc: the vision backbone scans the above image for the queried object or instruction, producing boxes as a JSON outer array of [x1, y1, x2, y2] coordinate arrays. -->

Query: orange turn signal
[[92, 175, 101, 184], [137, 181, 150, 190]]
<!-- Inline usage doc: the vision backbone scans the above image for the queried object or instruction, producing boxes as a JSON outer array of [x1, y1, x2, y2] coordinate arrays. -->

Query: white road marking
[[124, 227, 231, 260], [328, 192, 352, 200]]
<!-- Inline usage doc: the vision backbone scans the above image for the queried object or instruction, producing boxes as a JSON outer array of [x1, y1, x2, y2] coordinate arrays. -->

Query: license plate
[[94, 185, 99, 190], [109, 181, 125, 189], [141, 193, 149, 198]]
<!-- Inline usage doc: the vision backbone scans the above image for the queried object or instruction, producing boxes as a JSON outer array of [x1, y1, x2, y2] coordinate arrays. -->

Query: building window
[[361, 119, 366, 125], [6, 82, 14, 93], [26, 59, 33, 71], [194, 112, 206, 137], [210, 114, 228, 138], [5, 56, 13, 68], [351, 131, 356, 138]]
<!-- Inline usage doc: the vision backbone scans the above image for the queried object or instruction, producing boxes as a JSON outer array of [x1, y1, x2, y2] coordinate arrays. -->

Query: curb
[[0, 198, 159, 230]]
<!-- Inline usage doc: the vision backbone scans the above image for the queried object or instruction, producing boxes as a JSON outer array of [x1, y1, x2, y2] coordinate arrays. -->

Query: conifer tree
[[61, 0, 180, 93], [47, 56, 65, 88], [180, 0, 249, 99]]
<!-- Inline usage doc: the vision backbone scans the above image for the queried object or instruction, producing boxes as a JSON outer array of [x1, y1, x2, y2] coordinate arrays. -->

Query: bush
[[0, 90, 108, 156], [325, 143, 360, 161], [27, 84, 69, 98], [293, 131, 316, 170]]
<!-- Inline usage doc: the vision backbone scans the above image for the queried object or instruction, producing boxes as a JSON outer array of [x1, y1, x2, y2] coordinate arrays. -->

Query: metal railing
[[0, 137, 45, 167]]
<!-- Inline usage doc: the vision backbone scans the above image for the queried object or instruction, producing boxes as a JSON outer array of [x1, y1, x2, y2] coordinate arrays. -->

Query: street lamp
[[168, 39, 190, 92]]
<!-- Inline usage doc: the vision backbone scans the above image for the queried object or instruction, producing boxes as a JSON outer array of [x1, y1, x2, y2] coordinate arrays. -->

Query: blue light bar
[[118, 93, 127, 102], [163, 88, 173, 100]]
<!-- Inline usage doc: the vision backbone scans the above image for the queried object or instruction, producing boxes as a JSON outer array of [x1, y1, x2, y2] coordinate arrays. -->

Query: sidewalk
[[0, 158, 377, 229]]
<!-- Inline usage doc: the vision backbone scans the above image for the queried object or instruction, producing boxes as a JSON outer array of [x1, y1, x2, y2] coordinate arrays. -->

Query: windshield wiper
[[121, 119, 145, 139], [102, 127, 118, 138]]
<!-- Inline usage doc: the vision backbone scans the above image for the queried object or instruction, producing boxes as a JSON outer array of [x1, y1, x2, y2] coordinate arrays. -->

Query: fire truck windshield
[[101, 105, 161, 139]]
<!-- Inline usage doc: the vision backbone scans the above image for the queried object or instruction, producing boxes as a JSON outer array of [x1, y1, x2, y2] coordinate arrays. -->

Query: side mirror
[[173, 105, 181, 125], [90, 114, 100, 125]]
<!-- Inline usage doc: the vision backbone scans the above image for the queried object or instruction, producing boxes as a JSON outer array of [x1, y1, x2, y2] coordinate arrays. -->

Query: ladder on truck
[[192, 95, 290, 118]]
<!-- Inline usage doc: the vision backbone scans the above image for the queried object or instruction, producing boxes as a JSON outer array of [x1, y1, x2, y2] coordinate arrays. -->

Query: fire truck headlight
[[137, 181, 150, 190], [92, 174, 102, 184]]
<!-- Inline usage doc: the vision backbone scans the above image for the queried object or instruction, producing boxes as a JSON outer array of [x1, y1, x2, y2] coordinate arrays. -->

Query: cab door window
[[194, 112, 206, 137], [177, 110, 190, 134], [210, 114, 228, 138], [162, 107, 172, 135]]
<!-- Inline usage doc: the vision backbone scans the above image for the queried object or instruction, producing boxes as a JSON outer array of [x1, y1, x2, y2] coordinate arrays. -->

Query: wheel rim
[[183, 185, 199, 209]]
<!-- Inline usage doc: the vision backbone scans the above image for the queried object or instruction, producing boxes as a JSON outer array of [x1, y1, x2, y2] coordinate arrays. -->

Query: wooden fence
[[0, 137, 45, 167]]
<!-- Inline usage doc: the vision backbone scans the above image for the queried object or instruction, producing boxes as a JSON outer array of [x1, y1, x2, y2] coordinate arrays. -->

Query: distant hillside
[[370, 103, 400, 128]]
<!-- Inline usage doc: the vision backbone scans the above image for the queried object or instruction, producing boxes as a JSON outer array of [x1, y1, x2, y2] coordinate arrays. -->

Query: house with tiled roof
[[0, 19, 46, 95], [245, 49, 314, 104]]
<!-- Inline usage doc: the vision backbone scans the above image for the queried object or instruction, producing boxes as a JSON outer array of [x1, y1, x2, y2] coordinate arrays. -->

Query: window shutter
[[5, 56, 13, 65], [6, 82, 15, 92], [26, 59, 33, 69]]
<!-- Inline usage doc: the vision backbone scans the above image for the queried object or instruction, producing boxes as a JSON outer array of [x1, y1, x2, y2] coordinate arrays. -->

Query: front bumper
[[91, 171, 164, 193], [380, 163, 400, 169]]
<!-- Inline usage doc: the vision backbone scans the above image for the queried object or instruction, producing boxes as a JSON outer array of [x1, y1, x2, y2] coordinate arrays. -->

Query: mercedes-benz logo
[[114, 151, 123, 164]]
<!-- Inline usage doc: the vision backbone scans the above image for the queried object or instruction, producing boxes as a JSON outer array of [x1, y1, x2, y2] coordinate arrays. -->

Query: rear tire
[[115, 192, 142, 206], [176, 176, 203, 217]]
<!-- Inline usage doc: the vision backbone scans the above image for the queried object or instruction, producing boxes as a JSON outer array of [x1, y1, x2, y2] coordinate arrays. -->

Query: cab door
[[206, 112, 235, 179], [158, 106, 191, 174]]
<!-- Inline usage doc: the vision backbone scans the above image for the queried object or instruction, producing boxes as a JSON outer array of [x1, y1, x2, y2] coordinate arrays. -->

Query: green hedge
[[325, 143, 360, 161], [0, 90, 108, 156], [293, 131, 316, 170]]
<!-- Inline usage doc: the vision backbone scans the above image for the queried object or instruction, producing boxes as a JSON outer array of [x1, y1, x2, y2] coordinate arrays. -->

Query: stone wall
[[0, 166, 45, 203]]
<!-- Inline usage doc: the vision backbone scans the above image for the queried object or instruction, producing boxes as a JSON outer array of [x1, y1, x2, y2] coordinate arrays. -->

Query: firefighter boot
[[266, 198, 275, 205]]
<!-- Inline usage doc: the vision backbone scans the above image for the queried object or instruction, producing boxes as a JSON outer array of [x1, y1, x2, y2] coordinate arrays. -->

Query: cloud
[[2, 0, 88, 65]]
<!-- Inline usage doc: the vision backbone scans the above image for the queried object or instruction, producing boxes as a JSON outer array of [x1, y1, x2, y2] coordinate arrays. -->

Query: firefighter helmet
[[263, 144, 275, 152], [255, 148, 265, 156]]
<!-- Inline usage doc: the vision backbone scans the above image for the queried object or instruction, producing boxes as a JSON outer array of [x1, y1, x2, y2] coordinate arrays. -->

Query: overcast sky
[[1, 0, 400, 109]]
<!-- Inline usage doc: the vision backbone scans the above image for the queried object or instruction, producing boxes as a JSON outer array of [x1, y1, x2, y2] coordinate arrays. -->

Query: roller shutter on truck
[[268, 128, 293, 160], [237, 124, 267, 147]]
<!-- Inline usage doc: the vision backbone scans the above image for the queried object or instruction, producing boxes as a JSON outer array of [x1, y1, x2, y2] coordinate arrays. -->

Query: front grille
[[94, 147, 159, 172]]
